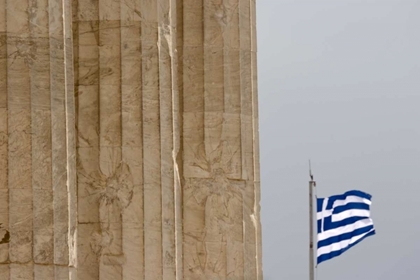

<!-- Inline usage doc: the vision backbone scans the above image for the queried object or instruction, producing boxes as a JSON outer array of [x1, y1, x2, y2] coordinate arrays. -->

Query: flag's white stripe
[[316, 195, 371, 220], [318, 218, 373, 242], [317, 197, 331, 220], [332, 209, 371, 222], [317, 209, 332, 220], [317, 228, 375, 257], [334, 195, 371, 206]]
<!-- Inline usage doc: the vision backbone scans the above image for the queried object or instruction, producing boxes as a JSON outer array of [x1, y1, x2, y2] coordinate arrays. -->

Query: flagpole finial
[[309, 160, 316, 186]]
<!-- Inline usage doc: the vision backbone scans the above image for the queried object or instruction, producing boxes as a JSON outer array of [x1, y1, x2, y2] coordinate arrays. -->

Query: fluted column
[[0, 0, 76, 279], [73, 0, 180, 279], [181, 0, 262, 279], [0, 0, 261, 279]]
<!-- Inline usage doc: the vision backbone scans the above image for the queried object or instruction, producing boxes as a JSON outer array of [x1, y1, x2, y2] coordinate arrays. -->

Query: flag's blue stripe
[[317, 198, 324, 212], [327, 190, 372, 202], [327, 191, 371, 210], [333, 202, 370, 215], [317, 230, 376, 264], [318, 224, 374, 248], [317, 220, 324, 234], [317, 190, 372, 213], [317, 203, 370, 229], [318, 216, 369, 233]]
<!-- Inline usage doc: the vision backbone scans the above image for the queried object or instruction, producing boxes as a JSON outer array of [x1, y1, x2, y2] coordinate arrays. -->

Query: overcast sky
[[257, 0, 420, 279]]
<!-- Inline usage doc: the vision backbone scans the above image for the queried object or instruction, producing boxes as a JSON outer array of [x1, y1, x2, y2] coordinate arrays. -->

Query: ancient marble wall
[[0, 0, 261, 279]]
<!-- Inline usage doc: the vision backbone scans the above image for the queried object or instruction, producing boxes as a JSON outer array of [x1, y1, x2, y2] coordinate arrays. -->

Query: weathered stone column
[[0, 0, 77, 279], [73, 0, 181, 279], [0, 0, 261, 279], [181, 0, 262, 279]]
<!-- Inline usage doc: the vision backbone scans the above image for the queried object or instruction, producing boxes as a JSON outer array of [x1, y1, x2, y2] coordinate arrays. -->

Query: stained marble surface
[[0, 0, 261, 279]]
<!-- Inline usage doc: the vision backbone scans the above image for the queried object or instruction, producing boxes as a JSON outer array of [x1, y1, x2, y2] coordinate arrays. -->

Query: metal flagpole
[[309, 161, 316, 280]]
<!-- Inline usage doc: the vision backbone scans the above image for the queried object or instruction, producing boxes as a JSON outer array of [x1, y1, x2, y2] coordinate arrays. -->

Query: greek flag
[[317, 190, 375, 264]]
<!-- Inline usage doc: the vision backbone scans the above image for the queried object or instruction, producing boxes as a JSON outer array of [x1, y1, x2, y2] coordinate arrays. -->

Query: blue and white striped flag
[[317, 190, 375, 264]]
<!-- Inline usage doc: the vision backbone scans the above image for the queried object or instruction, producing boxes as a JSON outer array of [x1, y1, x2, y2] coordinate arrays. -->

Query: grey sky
[[257, 0, 420, 279]]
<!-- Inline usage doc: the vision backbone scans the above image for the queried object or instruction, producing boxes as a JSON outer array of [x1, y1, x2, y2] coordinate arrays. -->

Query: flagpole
[[309, 163, 316, 280]]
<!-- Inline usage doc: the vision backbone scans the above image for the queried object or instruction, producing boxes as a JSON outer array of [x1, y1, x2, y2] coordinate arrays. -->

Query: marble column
[[0, 0, 261, 279], [181, 0, 262, 279], [0, 0, 77, 279]]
